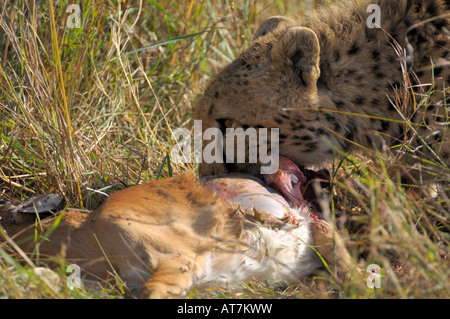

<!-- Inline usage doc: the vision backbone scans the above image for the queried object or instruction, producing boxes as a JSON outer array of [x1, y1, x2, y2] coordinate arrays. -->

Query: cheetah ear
[[252, 16, 297, 41], [271, 27, 320, 87]]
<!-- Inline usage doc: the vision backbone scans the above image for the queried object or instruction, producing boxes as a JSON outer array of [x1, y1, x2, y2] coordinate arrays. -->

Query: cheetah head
[[195, 17, 337, 177]]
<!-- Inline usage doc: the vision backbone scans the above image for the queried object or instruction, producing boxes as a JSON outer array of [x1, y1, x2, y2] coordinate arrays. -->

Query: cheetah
[[195, 0, 450, 180]]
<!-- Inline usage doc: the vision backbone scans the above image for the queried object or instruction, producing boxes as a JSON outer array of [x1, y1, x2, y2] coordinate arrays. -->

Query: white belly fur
[[195, 215, 322, 289]]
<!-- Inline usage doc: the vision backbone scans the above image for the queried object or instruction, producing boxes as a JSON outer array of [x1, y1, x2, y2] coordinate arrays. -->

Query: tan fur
[[3, 175, 241, 298], [195, 0, 450, 178], [2, 174, 346, 298]]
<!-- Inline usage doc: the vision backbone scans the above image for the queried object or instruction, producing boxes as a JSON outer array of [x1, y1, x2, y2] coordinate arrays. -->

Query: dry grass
[[0, 0, 448, 299]]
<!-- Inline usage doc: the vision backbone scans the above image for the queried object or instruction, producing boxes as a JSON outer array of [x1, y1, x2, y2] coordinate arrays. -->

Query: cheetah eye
[[224, 119, 234, 128], [216, 118, 235, 134], [297, 69, 307, 86]]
